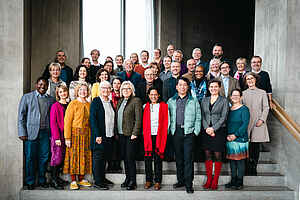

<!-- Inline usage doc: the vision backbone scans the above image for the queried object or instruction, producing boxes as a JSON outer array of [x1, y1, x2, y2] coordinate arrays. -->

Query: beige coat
[[242, 88, 270, 142]]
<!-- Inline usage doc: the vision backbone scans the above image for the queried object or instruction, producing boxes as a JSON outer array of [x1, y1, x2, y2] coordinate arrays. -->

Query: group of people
[[18, 43, 272, 194]]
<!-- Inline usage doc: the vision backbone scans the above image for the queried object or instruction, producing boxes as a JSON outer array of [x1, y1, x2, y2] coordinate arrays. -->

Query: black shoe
[[104, 178, 114, 185], [173, 182, 185, 188], [234, 178, 244, 190], [51, 179, 64, 190], [126, 182, 137, 190], [186, 187, 194, 194], [39, 182, 49, 188], [57, 177, 69, 186], [27, 184, 35, 190], [94, 183, 109, 190], [225, 178, 237, 189], [121, 179, 130, 188]]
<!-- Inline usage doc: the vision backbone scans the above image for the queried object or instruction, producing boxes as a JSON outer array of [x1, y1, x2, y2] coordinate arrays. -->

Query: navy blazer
[[117, 71, 142, 87], [90, 97, 116, 150], [18, 91, 55, 140]]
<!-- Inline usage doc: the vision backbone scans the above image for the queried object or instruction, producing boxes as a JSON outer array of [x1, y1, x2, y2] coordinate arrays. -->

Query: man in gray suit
[[18, 77, 56, 190]]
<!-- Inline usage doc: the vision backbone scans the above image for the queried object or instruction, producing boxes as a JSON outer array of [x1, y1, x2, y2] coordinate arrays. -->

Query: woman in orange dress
[[63, 82, 92, 190]]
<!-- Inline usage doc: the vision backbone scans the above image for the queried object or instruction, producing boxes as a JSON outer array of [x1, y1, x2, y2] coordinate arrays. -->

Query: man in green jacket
[[167, 77, 201, 194]]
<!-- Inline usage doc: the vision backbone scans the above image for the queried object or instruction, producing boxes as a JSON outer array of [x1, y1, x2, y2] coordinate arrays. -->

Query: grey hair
[[192, 48, 202, 55], [209, 58, 221, 66], [120, 81, 135, 97], [99, 80, 112, 91]]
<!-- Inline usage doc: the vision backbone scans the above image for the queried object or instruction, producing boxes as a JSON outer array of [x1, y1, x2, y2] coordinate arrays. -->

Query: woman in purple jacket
[[50, 85, 69, 189]]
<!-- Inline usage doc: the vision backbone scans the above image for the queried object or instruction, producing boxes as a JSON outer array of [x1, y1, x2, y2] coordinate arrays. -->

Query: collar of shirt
[[176, 94, 188, 100], [48, 78, 63, 84], [92, 62, 101, 66], [35, 90, 48, 98], [221, 74, 229, 80], [252, 69, 262, 74], [100, 97, 110, 103]]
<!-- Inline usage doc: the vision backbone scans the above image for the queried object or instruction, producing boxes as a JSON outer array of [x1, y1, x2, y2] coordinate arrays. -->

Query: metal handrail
[[271, 99, 300, 143]]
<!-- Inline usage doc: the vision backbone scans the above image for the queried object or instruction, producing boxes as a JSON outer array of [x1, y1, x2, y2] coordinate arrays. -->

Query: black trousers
[[144, 135, 163, 183], [120, 135, 137, 183], [92, 138, 113, 184], [249, 142, 261, 164], [92, 148, 106, 185], [173, 127, 194, 188]]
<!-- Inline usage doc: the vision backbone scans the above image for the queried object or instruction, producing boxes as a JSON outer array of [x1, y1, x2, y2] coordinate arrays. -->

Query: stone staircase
[[20, 152, 295, 200]]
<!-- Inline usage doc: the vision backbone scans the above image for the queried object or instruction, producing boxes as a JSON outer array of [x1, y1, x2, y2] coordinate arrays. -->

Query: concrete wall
[[30, 0, 82, 89], [0, 0, 24, 199], [255, 0, 300, 197]]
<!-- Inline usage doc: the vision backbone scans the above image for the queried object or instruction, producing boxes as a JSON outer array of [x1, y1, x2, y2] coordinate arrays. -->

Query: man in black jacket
[[42, 50, 73, 86]]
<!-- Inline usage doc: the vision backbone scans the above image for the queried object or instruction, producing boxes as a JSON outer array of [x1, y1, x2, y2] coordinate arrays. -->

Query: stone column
[[255, 0, 300, 196], [0, 0, 24, 199]]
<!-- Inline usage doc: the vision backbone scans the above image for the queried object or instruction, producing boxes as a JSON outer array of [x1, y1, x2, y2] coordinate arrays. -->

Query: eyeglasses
[[246, 77, 255, 81], [195, 70, 204, 73], [145, 74, 154, 76]]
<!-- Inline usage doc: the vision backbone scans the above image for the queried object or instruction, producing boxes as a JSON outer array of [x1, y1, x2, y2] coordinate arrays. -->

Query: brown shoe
[[144, 181, 153, 189], [154, 182, 161, 190]]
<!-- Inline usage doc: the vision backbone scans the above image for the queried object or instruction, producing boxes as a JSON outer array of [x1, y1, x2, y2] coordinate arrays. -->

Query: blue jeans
[[24, 129, 50, 185]]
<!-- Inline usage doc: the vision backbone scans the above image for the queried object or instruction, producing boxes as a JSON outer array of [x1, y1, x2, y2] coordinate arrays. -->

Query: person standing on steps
[[201, 79, 229, 190], [117, 81, 143, 190], [242, 72, 270, 176], [18, 77, 56, 190], [143, 87, 169, 191], [225, 89, 250, 190], [49, 85, 70, 189], [90, 81, 115, 190], [63, 83, 93, 190], [168, 77, 202, 194]]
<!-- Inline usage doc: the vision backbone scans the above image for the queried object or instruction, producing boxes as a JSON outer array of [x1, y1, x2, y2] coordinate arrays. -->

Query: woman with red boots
[[201, 79, 229, 190]]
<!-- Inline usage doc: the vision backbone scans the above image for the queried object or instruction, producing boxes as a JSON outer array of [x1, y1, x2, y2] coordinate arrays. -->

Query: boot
[[50, 166, 64, 189], [211, 161, 222, 190], [203, 160, 213, 189]]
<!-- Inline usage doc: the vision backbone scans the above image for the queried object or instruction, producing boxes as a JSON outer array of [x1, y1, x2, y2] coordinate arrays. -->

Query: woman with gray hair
[[116, 81, 143, 190], [90, 81, 115, 190], [206, 58, 221, 81]]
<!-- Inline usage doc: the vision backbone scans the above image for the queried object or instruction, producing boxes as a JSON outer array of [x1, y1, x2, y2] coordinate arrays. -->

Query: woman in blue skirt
[[225, 89, 250, 190]]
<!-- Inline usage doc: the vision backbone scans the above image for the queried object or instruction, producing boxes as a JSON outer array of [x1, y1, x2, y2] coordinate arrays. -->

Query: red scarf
[[143, 102, 168, 159], [111, 91, 120, 109]]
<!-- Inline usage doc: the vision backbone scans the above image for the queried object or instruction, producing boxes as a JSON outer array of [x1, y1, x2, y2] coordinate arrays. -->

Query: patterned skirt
[[63, 127, 92, 175], [226, 141, 249, 160]]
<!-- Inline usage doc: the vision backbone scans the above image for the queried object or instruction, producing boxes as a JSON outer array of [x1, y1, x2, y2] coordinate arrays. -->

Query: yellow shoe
[[78, 179, 91, 187], [70, 181, 79, 190]]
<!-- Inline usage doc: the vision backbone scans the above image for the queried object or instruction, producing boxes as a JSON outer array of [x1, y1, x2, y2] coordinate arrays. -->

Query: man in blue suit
[[18, 77, 56, 190]]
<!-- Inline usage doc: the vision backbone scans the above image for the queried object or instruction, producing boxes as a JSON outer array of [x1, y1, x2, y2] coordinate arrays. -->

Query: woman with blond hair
[[63, 83, 92, 190], [47, 62, 66, 97], [50, 85, 69, 189]]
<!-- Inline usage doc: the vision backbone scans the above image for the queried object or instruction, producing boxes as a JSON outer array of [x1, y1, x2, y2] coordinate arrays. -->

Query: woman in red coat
[[143, 87, 169, 190]]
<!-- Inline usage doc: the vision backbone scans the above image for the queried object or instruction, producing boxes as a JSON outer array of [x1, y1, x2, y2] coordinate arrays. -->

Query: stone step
[[105, 172, 285, 186], [135, 160, 280, 173], [20, 185, 294, 200], [259, 151, 272, 161]]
